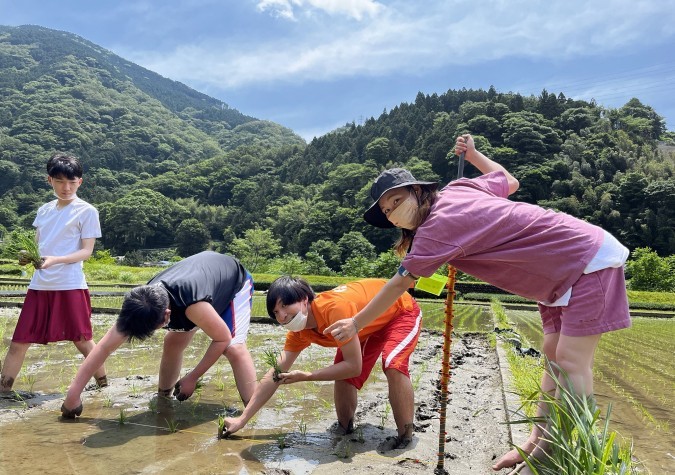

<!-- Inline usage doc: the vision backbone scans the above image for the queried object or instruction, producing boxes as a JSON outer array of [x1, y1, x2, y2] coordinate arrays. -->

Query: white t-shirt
[[540, 230, 629, 306], [28, 197, 101, 291]]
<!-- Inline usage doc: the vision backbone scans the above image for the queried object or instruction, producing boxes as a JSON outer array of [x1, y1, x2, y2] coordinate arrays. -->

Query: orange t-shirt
[[283, 279, 414, 353]]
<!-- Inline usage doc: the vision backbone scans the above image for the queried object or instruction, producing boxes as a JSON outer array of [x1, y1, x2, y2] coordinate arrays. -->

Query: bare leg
[[493, 332, 560, 471], [384, 368, 414, 440], [73, 338, 107, 380], [223, 342, 257, 405], [158, 331, 195, 392], [0, 342, 31, 392], [500, 333, 602, 474], [334, 379, 357, 432]]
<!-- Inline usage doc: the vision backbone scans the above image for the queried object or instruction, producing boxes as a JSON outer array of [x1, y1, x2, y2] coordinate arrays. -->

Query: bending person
[[325, 134, 631, 473], [223, 276, 421, 450], [61, 251, 257, 417]]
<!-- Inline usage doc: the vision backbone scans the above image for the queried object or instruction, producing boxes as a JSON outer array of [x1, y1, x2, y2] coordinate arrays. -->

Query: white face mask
[[387, 193, 419, 230], [283, 308, 308, 332]]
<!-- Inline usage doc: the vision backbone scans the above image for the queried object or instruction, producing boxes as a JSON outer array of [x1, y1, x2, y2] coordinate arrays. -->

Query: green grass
[[626, 290, 675, 305], [512, 366, 641, 475]]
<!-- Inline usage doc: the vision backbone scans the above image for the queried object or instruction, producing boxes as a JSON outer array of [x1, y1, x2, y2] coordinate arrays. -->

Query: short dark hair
[[116, 285, 170, 342], [47, 153, 83, 179], [266, 276, 315, 321]]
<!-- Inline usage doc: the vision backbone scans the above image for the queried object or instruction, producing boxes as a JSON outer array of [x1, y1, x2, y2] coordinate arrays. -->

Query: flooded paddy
[[0, 305, 513, 474], [507, 310, 675, 474]]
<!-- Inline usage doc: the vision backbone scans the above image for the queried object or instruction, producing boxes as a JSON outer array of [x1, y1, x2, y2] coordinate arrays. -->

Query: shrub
[[626, 247, 674, 291]]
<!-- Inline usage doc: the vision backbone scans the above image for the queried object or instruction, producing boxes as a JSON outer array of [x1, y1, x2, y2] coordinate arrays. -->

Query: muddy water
[[0, 310, 344, 474], [506, 311, 675, 474]]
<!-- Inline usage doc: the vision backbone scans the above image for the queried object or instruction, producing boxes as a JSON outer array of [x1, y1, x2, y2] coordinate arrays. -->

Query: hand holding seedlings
[[277, 370, 311, 384], [262, 348, 283, 382], [12, 232, 43, 269]]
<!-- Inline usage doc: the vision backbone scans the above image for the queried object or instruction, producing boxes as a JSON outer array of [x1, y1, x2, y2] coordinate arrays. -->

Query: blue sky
[[2, 0, 675, 141]]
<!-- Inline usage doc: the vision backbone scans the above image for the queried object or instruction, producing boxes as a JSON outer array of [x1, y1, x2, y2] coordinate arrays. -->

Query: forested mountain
[[0, 25, 673, 275]]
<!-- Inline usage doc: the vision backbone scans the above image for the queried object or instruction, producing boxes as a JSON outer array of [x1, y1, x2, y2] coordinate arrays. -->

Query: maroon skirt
[[12, 289, 93, 344]]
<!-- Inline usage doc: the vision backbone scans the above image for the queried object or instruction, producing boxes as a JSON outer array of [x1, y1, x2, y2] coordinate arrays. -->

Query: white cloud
[[256, 0, 384, 21], [124, 0, 675, 90]]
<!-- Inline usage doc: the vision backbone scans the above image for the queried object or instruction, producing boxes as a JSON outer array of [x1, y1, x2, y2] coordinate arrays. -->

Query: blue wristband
[[397, 265, 410, 277]]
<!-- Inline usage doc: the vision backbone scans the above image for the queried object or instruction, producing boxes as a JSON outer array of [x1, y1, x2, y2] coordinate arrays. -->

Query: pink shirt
[[401, 172, 604, 303]]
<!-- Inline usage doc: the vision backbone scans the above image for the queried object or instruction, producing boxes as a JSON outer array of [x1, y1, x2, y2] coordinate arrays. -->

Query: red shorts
[[12, 289, 94, 344], [538, 267, 631, 337], [334, 300, 422, 390]]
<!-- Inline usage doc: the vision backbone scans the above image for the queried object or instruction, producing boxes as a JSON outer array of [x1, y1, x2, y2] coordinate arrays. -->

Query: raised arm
[[455, 134, 519, 195], [62, 324, 127, 417], [223, 350, 301, 435]]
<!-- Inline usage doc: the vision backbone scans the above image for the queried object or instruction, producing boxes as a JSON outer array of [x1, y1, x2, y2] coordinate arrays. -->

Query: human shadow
[[70, 399, 233, 449]]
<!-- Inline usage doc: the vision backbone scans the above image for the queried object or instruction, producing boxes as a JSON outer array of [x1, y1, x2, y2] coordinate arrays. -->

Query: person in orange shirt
[[223, 276, 422, 449]]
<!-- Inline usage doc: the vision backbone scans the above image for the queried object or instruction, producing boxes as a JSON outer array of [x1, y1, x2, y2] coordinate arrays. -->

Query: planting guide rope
[[45, 409, 435, 466]]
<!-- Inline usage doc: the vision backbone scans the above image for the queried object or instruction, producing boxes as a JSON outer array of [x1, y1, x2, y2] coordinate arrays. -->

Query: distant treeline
[[0, 25, 673, 279]]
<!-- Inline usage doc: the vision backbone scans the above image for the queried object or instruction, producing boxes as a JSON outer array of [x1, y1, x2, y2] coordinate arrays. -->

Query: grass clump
[[512, 365, 642, 475]]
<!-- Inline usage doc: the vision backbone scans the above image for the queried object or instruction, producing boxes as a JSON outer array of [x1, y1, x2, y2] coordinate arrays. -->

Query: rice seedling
[[353, 426, 365, 444], [298, 417, 307, 436], [262, 347, 282, 382], [7, 230, 43, 269], [103, 396, 114, 408], [276, 434, 286, 450], [148, 397, 157, 412], [20, 373, 37, 392], [216, 414, 227, 439], [165, 418, 179, 434], [379, 401, 391, 429], [510, 364, 642, 475], [118, 408, 128, 425]]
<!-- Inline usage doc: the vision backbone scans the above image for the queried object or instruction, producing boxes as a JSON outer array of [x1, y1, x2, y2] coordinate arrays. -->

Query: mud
[[0, 311, 514, 474]]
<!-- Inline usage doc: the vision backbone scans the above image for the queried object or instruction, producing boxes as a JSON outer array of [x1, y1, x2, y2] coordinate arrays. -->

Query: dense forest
[[0, 25, 673, 276]]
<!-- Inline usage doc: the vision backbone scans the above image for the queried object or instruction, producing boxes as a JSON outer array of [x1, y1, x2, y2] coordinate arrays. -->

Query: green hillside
[[0, 25, 673, 276]]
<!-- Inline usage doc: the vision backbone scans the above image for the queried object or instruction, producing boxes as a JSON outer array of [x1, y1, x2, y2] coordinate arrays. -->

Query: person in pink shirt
[[325, 134, 630, 474]]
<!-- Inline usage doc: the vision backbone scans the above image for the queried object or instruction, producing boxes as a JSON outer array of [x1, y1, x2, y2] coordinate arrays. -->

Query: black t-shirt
[[148, 251, 247, 331]]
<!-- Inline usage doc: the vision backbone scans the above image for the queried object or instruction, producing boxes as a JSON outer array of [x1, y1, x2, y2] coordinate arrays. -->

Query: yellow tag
[[415, 273, 448, 295]]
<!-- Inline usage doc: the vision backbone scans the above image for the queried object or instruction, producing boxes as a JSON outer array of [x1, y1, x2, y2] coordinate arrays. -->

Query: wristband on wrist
[[351, 317, 359, 332]]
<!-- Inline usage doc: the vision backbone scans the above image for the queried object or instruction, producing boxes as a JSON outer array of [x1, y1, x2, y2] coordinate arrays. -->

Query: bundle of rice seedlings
[[7, 230, 43, 269], [262, 347, 283, 382]]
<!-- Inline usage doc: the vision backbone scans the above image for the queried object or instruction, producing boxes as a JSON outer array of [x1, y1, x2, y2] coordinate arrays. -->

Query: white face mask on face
[[387, 193, 419, 230], [282, 308, 308, 332]]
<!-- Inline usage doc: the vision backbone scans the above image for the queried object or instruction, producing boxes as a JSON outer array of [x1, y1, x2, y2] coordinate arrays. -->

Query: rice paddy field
[[507, 309, 675, 474], [0, 277, 673, 473]]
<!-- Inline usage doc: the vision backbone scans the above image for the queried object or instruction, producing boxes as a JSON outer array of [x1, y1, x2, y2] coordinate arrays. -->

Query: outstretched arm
[[324, 272, 416, 342], [223, 350, 301, 435], [62, 324, 127, 416], [455, 134, 519, 195], [173, 301, 232, 400]]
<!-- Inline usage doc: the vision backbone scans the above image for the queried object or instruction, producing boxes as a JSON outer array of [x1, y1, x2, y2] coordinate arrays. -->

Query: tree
[[337, 231, 376, 264], [175, 218, 210, 257], [229, 227, 281, 272], [626, 247, 674, 291], [371, 250, 401, 277], [102, 188, 180, 254]]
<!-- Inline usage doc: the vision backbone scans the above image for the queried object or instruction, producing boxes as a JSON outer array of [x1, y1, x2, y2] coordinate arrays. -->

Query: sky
[[2, 0, 675, 141]]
